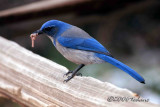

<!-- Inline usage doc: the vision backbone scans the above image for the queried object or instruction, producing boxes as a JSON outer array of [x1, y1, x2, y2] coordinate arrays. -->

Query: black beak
[[32, 30, 43, 35]]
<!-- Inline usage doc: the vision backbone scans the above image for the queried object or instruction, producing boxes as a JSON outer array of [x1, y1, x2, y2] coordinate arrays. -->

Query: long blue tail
[[96, 54, 145, 84]]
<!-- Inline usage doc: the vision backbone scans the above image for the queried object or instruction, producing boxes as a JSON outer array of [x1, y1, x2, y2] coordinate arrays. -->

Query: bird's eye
[[44, 26, 53, 31]]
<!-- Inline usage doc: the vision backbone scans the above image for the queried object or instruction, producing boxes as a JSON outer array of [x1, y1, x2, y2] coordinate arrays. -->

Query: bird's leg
[[64, 64, 85, 82], [64, 64, 84, 76], [63, 71, 82, 77], [64, 71, 72, 76]]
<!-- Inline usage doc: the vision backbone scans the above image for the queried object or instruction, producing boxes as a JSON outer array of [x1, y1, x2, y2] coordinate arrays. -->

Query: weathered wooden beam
[[0, 36, 159, 107], [1, 0, 159, 25], [0, 0, 91, 25], [0, 0, 88, 17]]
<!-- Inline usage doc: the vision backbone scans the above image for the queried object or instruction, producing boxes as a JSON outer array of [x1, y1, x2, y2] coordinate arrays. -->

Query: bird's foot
[[63, 76, 73, 83], [63, 72, 82, 83], [63, 71, 82, 77], [63, 71, 72, 77]]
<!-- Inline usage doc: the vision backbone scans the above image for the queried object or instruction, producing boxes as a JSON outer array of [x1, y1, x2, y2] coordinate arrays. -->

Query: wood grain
[[0, 36, 159, 107]]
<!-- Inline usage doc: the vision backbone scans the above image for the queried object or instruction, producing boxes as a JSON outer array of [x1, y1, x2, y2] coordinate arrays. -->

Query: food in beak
[[30, 33, 38, 48]]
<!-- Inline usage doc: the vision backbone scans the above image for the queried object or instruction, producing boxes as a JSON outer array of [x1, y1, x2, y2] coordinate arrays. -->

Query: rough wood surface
[[0, 36, 159, 107]]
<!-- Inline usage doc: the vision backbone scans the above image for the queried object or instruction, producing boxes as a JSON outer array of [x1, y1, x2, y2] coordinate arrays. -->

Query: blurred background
[[0, 0, 160, 106]]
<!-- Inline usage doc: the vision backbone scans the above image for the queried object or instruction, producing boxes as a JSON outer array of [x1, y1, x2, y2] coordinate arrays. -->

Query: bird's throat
[[47, 36, 54, 43]]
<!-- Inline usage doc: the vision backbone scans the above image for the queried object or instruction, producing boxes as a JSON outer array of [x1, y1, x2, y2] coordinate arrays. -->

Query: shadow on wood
[[0, 36, 159, 107]]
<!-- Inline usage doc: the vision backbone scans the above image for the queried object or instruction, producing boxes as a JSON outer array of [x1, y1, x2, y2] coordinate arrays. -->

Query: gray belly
[[56, 42, 105, 64]]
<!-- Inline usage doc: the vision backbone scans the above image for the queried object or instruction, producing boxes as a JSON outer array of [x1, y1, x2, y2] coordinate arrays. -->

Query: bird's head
[[33, 20, 71, 38]]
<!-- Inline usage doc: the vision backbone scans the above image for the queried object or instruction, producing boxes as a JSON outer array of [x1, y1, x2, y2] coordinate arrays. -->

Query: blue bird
[[32, 20, 145, 84]]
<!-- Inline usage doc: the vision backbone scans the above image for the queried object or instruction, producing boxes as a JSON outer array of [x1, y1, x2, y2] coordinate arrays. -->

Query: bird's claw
[[63, 70, 83, 83], [63, 71, 82, 77], [63, 71, 72, 77], [63, 76, 73, 83]]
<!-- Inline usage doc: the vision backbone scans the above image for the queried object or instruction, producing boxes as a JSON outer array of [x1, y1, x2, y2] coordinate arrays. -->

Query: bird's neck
[[54, 24, 71, 38], [48, 23, 72, 46]]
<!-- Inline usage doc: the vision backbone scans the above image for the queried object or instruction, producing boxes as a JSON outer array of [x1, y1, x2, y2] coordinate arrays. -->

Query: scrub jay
[[31, 20, 145, 84]]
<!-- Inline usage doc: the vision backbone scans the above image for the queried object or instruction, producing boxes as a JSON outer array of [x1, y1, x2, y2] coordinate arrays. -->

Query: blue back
[[57, 25, 111, 55]]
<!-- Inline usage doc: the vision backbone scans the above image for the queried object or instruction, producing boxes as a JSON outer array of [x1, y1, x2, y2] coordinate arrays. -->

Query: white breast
[[55, 41, 105, 65]]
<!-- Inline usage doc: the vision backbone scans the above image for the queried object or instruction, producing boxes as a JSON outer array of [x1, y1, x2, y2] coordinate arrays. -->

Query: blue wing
[[57, 36, 112, 56], [57, 36, 145, 83]]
